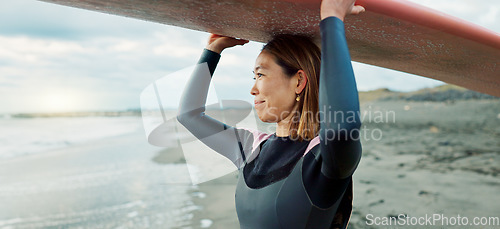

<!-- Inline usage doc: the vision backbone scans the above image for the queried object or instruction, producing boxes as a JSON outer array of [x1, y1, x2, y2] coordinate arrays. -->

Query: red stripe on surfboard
[[355, 0, 500, 49]]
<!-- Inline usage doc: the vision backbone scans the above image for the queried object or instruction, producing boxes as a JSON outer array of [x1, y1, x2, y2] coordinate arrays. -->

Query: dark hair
[[262, 34, 321, 141]]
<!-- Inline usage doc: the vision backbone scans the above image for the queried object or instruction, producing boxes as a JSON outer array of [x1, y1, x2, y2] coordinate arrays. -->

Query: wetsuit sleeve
[[198, 48, 220, 75], [176, 49, 255, 169], [318, 16, 362, 179]]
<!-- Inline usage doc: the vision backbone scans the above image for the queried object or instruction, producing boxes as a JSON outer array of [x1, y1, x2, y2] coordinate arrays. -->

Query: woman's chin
[[257, 115, 278, 123], [255, 110, 279, 123], [257, 116, 268, 123]]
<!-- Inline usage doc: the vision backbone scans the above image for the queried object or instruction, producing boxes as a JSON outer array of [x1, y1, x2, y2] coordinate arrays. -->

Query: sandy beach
[[0, 86, 499, 228], [178, 98, 500, 229]]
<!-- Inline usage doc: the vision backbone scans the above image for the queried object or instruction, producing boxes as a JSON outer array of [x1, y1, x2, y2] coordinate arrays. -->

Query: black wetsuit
[[177, 16, 362, 229]]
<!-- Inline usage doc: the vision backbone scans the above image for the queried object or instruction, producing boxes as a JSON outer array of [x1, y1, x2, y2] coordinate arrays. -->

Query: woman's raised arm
[[176, 35, 253, 168], [318, 0, 364, 179]]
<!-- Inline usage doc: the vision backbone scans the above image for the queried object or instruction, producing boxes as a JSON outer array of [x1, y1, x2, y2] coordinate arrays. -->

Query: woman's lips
[[254, 100, 265, 107]]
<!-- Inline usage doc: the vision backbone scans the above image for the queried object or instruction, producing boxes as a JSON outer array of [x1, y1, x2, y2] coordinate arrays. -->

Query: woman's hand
[[206, 34, 249, 54], [320, 0, 365, 21]]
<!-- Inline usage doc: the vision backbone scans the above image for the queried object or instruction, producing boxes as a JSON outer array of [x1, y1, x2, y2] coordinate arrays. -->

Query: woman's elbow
[[177, 107, 203, 126], [176, 114, 185, 125], [338, 143, 362, 179], [176, 111, 193, 126]]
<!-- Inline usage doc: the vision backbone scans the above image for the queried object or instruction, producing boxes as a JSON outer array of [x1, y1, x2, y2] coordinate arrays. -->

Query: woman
[[177, 0, 364, 228]]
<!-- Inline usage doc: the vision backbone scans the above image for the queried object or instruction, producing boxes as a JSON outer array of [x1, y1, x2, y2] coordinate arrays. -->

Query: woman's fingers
[[350, 5, 365, 15], [206, 34, 249, 53], [320, 0, 365, 20], [208, 34, 247, 44], [207, 34, 224, 45], [233, 38, 250, 46]]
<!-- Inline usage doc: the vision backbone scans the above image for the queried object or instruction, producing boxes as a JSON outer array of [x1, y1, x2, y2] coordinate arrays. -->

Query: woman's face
[[251, 51, 298, 123]]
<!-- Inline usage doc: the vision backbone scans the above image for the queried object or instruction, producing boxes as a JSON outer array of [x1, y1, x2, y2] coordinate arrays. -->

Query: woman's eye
[[252, 73, 263, 80]]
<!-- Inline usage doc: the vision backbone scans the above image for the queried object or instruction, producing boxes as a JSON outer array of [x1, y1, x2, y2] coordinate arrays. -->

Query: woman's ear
[[295, 70, 308, 94]]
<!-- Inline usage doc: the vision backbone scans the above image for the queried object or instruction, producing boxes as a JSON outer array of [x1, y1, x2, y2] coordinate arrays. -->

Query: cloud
[[0, 30, 208, 113], [0, 36, 88, 68], [151, 31, 207, 58], [479, 7, 499, 25]]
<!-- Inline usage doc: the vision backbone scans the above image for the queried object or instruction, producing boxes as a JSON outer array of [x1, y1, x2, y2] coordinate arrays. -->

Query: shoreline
[[152, 147, 240, 228]]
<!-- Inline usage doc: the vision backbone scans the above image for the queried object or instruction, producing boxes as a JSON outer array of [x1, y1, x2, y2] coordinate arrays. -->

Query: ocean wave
[[0, 116, 143, 159]]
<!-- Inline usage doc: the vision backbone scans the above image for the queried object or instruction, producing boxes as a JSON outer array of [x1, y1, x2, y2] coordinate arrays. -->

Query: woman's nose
[[250, 82, 258, 96]]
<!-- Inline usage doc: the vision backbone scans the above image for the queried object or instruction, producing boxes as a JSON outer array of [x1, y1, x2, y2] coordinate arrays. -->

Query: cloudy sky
[[0, 0, 498, 114]]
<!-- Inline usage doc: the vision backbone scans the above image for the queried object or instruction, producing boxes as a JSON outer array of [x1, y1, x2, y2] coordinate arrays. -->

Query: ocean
[[0, 115, 200, 228], [0, 116, 143, 159]]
